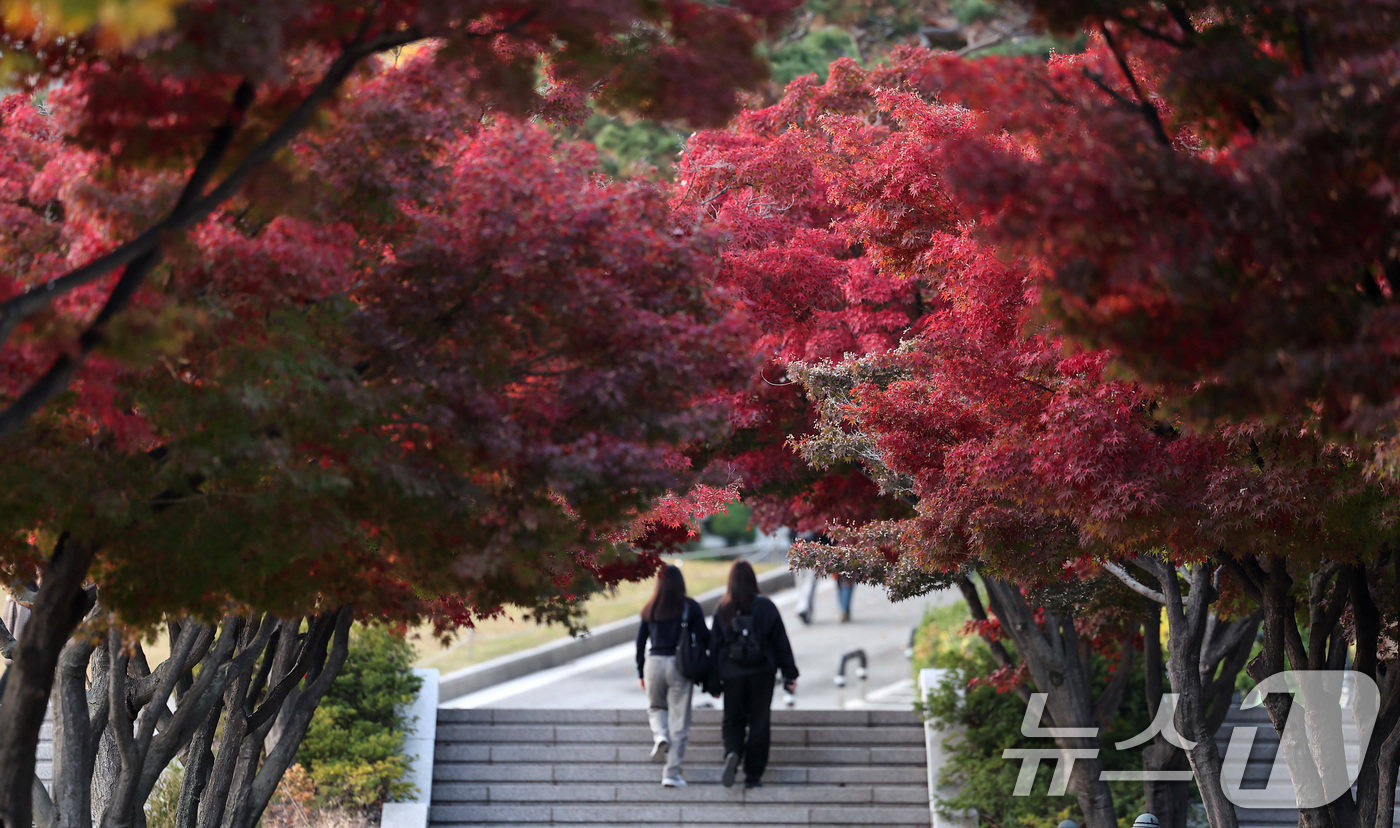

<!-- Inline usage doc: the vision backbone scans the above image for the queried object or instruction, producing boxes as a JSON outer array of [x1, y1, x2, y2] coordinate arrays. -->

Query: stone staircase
[[429, 708, 931, 827]]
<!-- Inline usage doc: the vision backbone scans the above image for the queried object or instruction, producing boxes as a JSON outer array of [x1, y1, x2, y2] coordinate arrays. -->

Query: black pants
[[721, 672, 775, 781]]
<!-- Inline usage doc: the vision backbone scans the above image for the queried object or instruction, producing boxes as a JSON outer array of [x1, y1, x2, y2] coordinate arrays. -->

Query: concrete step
[[437, 708, 922, 727], [435, 723, 925, 746], [432, 782, 928, 805], [437, 742, 925, 765], [434, 763, 926, 785], [429, 708, 930, 827], [429, 802, 932, 825]]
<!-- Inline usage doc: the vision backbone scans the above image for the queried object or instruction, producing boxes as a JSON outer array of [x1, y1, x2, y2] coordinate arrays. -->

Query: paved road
[[443, 578, 959, 711]]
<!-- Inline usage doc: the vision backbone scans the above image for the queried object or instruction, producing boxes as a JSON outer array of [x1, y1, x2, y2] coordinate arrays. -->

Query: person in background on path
[[794, 532, 825, 625], [835, 575, 855, 623], [707, 560, 799, 789], [636, 564, 707, 788]]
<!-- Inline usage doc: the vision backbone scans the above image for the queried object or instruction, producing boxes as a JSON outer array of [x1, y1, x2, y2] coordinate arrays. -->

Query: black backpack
[[676, 603, 709, 683], [727, 613, 767, 668]]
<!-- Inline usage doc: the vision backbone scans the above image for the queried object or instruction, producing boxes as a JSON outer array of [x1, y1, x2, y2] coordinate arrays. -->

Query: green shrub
[[591, 118, 685, 179], [704, 501, 756, 546], [915, 598, 1154, 828], [770, 28, 860, 86], [297, 625, 423, 808], [950, 0, 999, 25]]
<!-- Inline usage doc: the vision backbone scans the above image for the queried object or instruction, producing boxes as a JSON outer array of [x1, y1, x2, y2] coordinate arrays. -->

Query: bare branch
[[1114, 17, 1187, 48], [1082, 67, 1140, 110], [1094, 639, 1136, 728], [231, 607, 353, 828], [247, 617, 328, 732], [1099, 23, 1174, 148], [1103, 560, 1167, 604]]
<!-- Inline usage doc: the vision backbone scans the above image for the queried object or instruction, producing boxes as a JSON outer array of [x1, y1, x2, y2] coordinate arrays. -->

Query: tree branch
[[956, 576, 1032, 702], [1099, 23, 1174, 148], [1103, 560, 1167, 604], [230, 607, 352, 828], [1082, 67, 1142, 110], [0, 535, 98, 828], [1094, 638, 1136, 728], [246, 616, 328, 732], [0, 26, 425, 440], [1164, 3, 1196, 39], [1114, 17, 1186, 48]]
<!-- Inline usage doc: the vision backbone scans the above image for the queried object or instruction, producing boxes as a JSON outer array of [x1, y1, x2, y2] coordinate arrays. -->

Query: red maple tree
[[682, 44, 1400, 828], [0, 3, 791, 821]]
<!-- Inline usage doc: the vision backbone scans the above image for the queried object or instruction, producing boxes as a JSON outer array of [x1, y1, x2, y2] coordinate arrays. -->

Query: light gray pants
[[644, 654, 693, 778], [796, 569, 819, 618]]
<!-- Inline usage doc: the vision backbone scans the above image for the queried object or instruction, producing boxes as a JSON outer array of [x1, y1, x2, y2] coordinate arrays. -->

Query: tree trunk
[[20, 602, 354, 828], [982, 578, 1119, 828], [0, 536, 96, 828], [1143, 608, 1190, 828]]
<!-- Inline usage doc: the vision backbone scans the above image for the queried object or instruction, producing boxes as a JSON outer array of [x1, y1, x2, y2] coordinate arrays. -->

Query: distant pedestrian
[[795, 567, 818, 624], [708, 560, 799, 789], [794, 532, 827, 625], [835, 575, 855, 623], [636, 564, 707, 787]]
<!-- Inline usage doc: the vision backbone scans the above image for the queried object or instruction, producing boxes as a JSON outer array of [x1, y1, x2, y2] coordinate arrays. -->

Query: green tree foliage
[[584, 115, 687, 179], [704, 501, 757, 546], [770, 27, 860, 85], [297, 626, 424, 809]]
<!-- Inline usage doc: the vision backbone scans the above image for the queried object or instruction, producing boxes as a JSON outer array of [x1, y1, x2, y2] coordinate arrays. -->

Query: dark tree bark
[[25, 605, 353, 828], [982, 577, 1121, 828], [0, 536, 97, 828], [1106, 558, 1260, 828], [1142, 607, 1191, 828], [1226, 554, 1400, 828]]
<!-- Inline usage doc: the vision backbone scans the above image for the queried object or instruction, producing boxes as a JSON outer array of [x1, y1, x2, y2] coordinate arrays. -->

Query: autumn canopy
[[1, 1, 1399, 828]]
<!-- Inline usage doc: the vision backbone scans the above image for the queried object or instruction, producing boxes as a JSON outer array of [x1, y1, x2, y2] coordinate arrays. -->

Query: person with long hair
[[707, 559, 798, 789], [636, 564, 707, 787]]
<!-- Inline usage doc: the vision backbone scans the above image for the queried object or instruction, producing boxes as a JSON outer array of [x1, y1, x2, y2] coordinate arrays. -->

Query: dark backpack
[[727, 613, 767, 668], [676, 603, 709, 683]]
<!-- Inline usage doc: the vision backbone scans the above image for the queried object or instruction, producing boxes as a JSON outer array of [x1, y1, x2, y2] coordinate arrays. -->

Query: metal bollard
[[834, 649, 868, 707]]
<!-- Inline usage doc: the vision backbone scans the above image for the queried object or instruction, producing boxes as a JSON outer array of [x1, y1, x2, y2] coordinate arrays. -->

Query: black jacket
[[635, 597, 707, 679], [707, 594, 798, 687]]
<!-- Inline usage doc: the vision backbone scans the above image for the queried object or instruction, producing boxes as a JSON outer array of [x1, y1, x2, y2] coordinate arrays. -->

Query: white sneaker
[[650, 739, 669, 763], [662, 775, 687, 787]]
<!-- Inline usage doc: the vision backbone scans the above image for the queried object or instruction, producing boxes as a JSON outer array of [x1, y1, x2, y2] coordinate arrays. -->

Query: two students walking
[[635, 560, 799, 789]]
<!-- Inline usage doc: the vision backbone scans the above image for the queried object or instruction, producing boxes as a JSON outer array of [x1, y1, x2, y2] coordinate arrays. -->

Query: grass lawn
[[411, 557, 778, 675]]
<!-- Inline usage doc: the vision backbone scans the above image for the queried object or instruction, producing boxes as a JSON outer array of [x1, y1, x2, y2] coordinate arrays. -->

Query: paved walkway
[[444, 579, 959, 710]]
